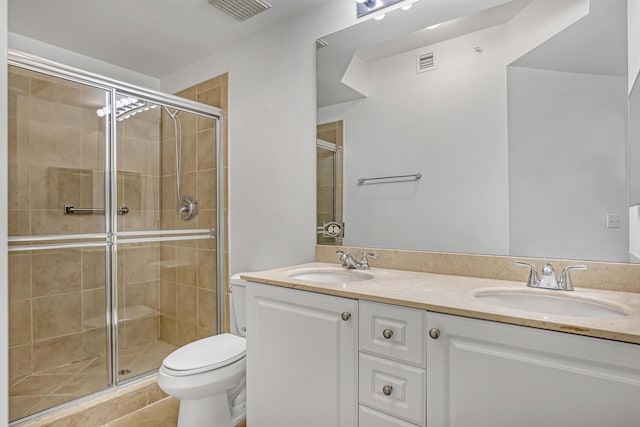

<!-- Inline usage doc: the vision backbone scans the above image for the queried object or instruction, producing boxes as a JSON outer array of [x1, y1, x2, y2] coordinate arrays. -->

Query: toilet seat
[[162, 333, 246, 377]]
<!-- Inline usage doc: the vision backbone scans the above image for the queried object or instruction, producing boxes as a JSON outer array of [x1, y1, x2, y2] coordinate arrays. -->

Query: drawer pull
[[382, 385, 393, 396], [429, 328, 440, 339], [341, 312, 351, 321], [382, 328, 394, 339]]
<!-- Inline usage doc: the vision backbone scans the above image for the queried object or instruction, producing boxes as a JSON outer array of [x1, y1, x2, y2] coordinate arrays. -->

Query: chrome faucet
[[336, 250, 378, 270], [515, 261, 587, 291]]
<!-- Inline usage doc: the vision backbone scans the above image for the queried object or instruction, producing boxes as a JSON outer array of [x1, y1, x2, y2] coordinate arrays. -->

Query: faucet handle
[[515, 261, 540, 287], [359, 252, 378, 269], [336, 250, 349, 266], [360, 252, 378, 261], [559, 265, 587, 291]]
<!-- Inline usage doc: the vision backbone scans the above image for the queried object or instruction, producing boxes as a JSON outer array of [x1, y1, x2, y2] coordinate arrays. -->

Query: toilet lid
[[162, 333, 246, 376]]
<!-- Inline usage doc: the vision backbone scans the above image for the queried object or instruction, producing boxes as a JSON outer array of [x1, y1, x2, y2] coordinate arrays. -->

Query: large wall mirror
[[316, 0, 640, 264]]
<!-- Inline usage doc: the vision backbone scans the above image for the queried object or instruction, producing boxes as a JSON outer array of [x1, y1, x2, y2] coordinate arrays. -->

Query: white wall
[[341, 54, 369, 97], [161, 0, 357, 274], [629, 0, 640, 93], [508, 66, 628, 262], [1, 0, 8, 423], [8, 33, 160, 89], [505, 0, 589, 64], [319, 25, 510, 254]]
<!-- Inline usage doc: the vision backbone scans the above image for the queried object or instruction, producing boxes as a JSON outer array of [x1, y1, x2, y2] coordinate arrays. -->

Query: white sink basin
[[289, 269, 373, 283], [475, 291, 627, 318]]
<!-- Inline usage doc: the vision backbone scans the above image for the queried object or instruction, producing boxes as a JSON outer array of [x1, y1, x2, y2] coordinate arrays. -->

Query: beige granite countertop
[[242, 262, 640, 345]]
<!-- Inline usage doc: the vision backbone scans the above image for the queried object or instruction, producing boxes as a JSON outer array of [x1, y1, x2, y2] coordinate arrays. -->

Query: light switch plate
[[606, 214, 621, 229]]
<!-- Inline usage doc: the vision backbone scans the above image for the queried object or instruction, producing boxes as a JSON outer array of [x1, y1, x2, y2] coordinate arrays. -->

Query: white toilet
[[158, 275, 248, 427]]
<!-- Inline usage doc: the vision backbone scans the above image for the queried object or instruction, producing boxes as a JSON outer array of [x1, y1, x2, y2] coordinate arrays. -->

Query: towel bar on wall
[[357, 173, 422, 185], [64, 205, 130, 215]]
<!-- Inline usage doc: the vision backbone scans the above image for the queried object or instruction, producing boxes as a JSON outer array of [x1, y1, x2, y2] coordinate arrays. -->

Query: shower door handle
[[64, 205, 130, 215]]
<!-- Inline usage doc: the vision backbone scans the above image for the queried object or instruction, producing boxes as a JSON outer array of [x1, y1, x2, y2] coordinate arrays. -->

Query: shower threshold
[[9, 339, 177, 422]]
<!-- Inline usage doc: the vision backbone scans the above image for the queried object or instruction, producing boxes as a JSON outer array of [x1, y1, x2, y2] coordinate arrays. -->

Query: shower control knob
[[382, 385, 393, 396], [382, 329, 394, 339], [429, 328, 440, 339], [341, 312, 351, 321]]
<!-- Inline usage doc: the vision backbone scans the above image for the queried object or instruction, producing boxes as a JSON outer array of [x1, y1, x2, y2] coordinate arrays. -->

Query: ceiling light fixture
[[356, 0, 417, 18], [356, 0, 401, 18]]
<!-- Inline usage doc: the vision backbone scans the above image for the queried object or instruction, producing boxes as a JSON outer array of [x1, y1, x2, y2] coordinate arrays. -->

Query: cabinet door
[[426, 312, 640, 427], [246, 283, 358, 427]]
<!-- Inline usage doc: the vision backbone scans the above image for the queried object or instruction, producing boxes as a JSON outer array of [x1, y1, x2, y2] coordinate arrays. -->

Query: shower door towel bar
[[357, 173, 422, 185], [64, 205, 130, 215]]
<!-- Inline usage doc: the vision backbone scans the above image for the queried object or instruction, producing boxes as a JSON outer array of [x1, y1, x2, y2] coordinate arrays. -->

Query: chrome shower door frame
[[7, 50, 226, 422]]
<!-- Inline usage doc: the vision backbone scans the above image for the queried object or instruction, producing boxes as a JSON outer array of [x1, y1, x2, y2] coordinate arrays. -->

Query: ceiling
[[8, 0, 327, 78]]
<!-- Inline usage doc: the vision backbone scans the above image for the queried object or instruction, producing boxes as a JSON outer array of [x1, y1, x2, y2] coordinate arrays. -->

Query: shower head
[[95, 97, 158, 121]]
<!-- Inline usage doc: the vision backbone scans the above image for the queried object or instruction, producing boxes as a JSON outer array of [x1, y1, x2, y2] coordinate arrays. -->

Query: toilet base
[[231, 403, 247, 425], [177, 392, 245, 427]]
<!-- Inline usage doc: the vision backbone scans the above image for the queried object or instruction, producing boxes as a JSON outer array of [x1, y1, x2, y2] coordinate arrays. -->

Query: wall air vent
[[417, 52, 436, 73], [316, 38, 328, 49], [208, 0, 272, 21]]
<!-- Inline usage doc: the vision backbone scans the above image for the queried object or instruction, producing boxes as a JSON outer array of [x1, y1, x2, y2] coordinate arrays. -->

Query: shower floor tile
[[9, 339, 177, 423]]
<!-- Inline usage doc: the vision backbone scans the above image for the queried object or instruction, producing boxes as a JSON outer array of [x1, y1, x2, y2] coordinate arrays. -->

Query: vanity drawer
[[359, 301, 425, 366], [359, 353, 426, 426], [359, 405, 421, 427]]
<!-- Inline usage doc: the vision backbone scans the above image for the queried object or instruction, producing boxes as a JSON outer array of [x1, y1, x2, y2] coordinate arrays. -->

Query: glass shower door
[[113, 92, 218, 382], [7, 66, 111, 422]]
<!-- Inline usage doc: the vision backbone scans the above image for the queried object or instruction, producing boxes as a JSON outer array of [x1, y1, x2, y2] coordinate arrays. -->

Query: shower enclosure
[[7, 52, 224, 423]]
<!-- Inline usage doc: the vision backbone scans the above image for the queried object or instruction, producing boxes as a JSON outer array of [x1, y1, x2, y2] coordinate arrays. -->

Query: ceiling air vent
[[417, 52, 436, 74], [208, 0, 272, 22], [316, 38, 328, 49]]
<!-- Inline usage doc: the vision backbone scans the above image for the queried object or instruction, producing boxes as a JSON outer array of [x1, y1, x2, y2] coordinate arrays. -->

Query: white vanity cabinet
[[245, 280, 640, 427], [245, 282, 358, 427], [426, 312, 640, 427]]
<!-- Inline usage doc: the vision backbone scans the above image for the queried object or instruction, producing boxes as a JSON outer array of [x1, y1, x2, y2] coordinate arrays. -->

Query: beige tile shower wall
[[117, 106, 163, 353], [8, 248, 113, 390], [7, 67, 162, 384], [316, 245, 640, 294], [159, 73, 228, 345], [8, 68, 105, 382]]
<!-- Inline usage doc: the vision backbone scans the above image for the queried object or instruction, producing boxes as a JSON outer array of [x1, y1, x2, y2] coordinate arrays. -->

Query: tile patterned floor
[[9, 340, 177, 422]]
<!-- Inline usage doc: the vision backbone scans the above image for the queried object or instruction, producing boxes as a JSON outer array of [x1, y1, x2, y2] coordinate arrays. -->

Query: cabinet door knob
[[382, 385, 393, 396], [341, 312, 351, 321], [429, 328, 440, 339], [382, 328, 394, 339]]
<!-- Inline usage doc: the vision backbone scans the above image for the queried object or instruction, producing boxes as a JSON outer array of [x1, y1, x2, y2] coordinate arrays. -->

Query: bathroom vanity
[[242, 263, 640, 427]]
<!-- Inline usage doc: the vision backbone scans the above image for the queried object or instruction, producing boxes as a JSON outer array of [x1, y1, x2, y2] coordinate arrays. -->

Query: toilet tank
[[230, 274, 248, 337]]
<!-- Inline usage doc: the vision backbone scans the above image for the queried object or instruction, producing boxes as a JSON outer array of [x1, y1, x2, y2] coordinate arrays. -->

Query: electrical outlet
[[606, 214, 621, 229]]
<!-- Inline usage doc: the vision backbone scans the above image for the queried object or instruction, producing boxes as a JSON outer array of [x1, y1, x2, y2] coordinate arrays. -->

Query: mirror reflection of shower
[[96, 97, 200, 221]]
